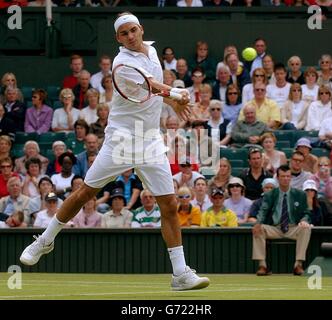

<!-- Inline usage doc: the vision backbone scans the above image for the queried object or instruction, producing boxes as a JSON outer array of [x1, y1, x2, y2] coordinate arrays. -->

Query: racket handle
[[169, 91, 183, 101]]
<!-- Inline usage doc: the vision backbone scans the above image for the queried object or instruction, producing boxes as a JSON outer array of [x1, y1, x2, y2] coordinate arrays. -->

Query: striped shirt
[[131, 205, 161, 228]]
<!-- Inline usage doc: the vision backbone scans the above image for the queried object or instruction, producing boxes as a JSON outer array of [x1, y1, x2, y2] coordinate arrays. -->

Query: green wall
[[0, 7, 331, 87], [1, 228, 332, 274]]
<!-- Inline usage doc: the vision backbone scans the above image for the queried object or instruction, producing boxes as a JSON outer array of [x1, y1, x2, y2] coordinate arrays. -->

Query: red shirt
[[0, 172, 19, 198], [62, 75, 78, 89]]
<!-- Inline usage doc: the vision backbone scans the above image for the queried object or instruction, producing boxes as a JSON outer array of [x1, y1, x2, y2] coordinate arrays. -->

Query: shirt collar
[[119, 41, 155, 56]]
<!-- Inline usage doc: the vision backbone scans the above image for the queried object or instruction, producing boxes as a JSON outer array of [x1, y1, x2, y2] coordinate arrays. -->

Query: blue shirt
[[116, 174, 136, 204]]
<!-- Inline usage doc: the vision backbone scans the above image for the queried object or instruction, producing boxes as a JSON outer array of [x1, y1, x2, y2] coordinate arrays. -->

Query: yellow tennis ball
[[242, 47, 257, 62]]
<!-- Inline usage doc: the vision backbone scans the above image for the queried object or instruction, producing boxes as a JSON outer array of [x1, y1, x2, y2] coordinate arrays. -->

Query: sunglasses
[[254, 74, 265, 77], [211, 108, 221, 111], [321, 61, 330, 64], [178, 194, 191, 199], [254, 88, 266, 92], [292, 89, 302, 92], [319, 163, 329, 167], [229, 184, 242, 188], [228, 92, 238, 95], [0, 165, 11, 168], [320, 92, 330, 95]]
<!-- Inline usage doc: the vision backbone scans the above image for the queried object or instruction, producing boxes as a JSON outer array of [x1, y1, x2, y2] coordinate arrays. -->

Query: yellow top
[[200, 207, 238, 227]]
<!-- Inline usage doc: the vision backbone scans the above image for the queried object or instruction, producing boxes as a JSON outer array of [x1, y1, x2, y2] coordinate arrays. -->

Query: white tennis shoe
[[20, 235, 54, 266], [171, 266, 210, 291]]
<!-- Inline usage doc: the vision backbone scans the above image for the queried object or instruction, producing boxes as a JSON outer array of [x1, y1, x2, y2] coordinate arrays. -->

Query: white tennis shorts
[[84, 142, 175, 196]]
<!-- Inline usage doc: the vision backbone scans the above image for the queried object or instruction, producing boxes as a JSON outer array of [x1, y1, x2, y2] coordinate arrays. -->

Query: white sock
[[168, 245, 186, 276], [259, 260, 267, 268], [41, 215, 65, 245]]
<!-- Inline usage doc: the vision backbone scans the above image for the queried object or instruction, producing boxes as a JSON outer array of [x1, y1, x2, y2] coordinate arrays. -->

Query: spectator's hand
[[298, 221, 311, 228], [181, 172, 191, 185], [252, 223, 263, 236]]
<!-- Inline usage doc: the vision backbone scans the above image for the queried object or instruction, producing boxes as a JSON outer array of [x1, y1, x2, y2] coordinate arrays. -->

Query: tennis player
[[20, 12, 210, 291]]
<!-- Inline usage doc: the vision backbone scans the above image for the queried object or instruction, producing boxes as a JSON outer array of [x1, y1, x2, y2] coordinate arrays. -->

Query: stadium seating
[[39, 132, 66, 143], [220, 148, 249, 167], [21, 86, 35, 102], [14, 132, 39, 144]]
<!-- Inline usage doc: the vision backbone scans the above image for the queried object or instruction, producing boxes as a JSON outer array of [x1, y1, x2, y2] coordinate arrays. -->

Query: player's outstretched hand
[[173, 101, 192, 121]]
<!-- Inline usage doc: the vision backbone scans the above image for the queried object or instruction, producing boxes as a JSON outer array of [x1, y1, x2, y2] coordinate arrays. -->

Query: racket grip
[[169, 91, 183, 101]]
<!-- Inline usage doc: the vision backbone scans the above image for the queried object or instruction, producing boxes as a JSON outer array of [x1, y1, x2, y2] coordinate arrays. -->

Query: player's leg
[[136, 159, 210, 291]]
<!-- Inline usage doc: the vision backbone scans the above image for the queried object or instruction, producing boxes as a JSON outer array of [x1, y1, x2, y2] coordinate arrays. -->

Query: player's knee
[[160, 197, 177, 217], [74, 184, 98, 203]]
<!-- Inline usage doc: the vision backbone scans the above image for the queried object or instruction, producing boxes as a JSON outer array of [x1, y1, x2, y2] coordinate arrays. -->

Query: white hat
[[296, 137, 312, 150], [303, 179, 318, 192], [173, 79, 185, 88], [228, 177, 245, 188]]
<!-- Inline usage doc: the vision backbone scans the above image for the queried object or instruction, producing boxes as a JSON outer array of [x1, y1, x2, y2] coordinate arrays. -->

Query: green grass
[[0, 273, 331, 300]]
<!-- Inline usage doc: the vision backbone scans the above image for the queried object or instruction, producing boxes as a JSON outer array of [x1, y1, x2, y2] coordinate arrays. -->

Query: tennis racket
[[112, 64, 184, 103]]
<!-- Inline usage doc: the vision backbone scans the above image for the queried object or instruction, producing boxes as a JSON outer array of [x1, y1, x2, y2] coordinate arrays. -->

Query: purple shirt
[[24, 105, 53, 134]]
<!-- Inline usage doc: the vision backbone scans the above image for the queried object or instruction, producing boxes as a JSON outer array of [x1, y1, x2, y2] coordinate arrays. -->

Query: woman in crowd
[[99, 74, 113, 106], [46, 141, 66, 177], [224, 177, 252, 224], [260, 132, 287, 174], [309, 156, 332, 200], [281, 82, 309, 130], [0, 157, 19, 198], [15, 140, 49, 176], [262, 54, 276, 84], [317, 54, 332, 88], [208, 157, 233, 195], [286, 55, 305, 84], [242, 68, 268, 106], [301, 67, 319, 103], [191, 83, 213, 122], [222, 84, 242, 126], [52, 88, 80, 132], [0, 72, 23, 104], [72, 197, 102, 228], [22, 157, 44, 198], [303, 179, 323, 226], [0, 135, 12, 162]]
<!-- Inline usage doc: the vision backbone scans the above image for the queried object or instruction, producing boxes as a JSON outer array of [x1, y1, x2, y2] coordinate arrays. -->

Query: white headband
[[114, 14, 140, 33]]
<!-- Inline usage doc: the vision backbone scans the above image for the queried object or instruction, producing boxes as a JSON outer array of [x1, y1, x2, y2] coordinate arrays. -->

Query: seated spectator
[[188, 40, 216, 86], [281, 83, 309, 130], [62, 54, 84, 89], [224, 177, 252, 224], [80, 88, 99, 125], [318, 116, 332, 150], [163, 69, 177, 87], [305, 85, 332, 131], [248, 178, 278, 223], [52, 88, 80, 132], [46, 141, 66, 177], [175, 58, 192, 88], [231, 105, 269, 146], [262, 54, 276, 85], [286, 56, 305, 85], [289, 150, 311, 190], [225, 52, 250, 92], [317, 54, 332, 87], [238, 83, 281, 129], [99, 75, 113, 105], [33, 192, 59, 228], [131, 190, 161, 228], [89, 103, 109, 144], [90, 55, 112, 93], [187, 120, 220, 171], [162, 47, 177, 71], [29, 176, 63, 219], [0, 72, 23, 105], [15, 140, 49, 176], [295, 138, 318, 174], [260, 132, 287, 175], [249, 38, 267, 77], [301, 67, 319, 104], [0, 103, 15, 140], [191, 84, 213, 122], [28, 0, 57, 6], [187, 67, 206, 103], [3, 86, 26, 132], [22, 157, 44, 198], [51, 151, 76, 199], [309, 156, 332, 200], [212, 65, 231, 103], [252, 164, 312, 276], [104, 169, 143, 211], [71, 197, 102, 228], [70, 119, 90, 154], [73, 133, 99, 177], [0, 157, 19, 198], [242, 68, 268, 107], [239, 147, 272, 200], [0, 176, 31, 224], [266, 63, 291, 109], [176, 186, 201, 227], [172, 157, 204, 189], [303, 179, 323, 226], [101, 188, 133, 228], [190, 177, 212, 213], [0, 135, 12, 162], [177, 0, 204, 7], [0, 211, 26, 228], [24, 89, 53, 134], [200, 187, 238, 227], [208, 157, 233, 194], [206, 99, 232, 146]]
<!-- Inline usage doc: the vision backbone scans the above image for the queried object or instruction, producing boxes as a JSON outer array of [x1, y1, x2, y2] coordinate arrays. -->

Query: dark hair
[[292, 150, 305, 160], [32, 88, 47, 103], [71, 175, 84, 188], [254, 38, 267, 45], [225, 84, 241, 105], [58, 151, 77, 166], [74, 119, 89, 133], [274, 62, 287, 73], [38, 176, 53, 188], [101, 74, 112, 89], [162, 47, 174, 55], [277, 164, 291, 177], [248, 147, 262, 160], [25, 157, 42, 171], [193, 177, 207, 187]]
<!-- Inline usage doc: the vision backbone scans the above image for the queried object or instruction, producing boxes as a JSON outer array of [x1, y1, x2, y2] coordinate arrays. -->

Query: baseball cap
[[109, 188, 126, 204], [296, 138, 312, 150], [211, 188, 224, 197], [173, 79, 185, 88], [303, 179, 318, 192], [45, 192, 58, 202]]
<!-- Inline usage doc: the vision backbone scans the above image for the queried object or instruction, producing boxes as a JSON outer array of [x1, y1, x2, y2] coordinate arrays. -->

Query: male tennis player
[[20, 12, 210, 291]]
